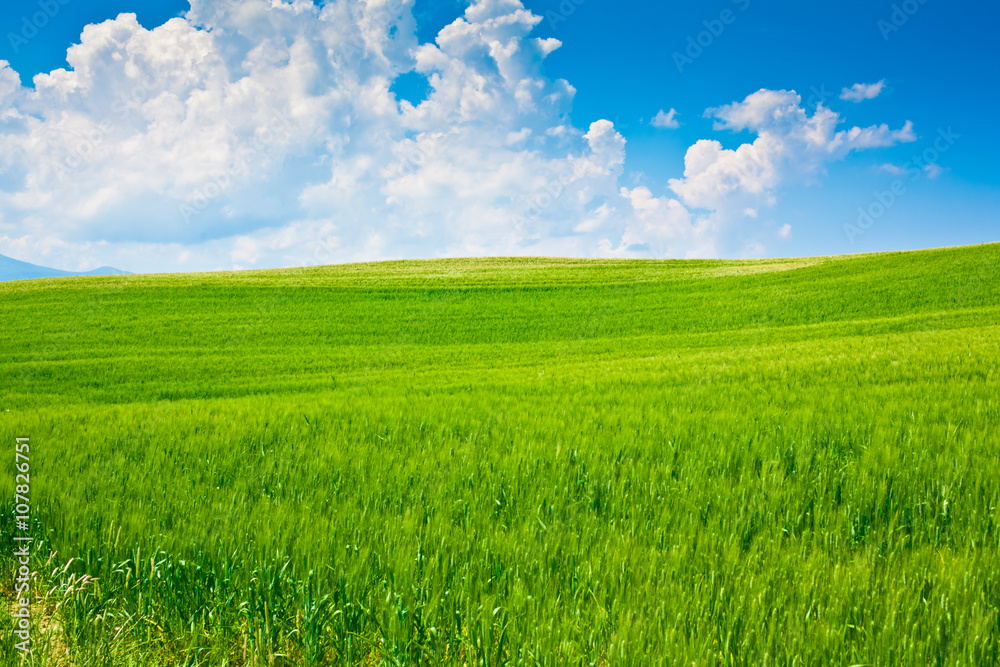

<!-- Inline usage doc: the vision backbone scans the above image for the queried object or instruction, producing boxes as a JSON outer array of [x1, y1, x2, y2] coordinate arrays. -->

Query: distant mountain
[[0, 253, 130, 282]]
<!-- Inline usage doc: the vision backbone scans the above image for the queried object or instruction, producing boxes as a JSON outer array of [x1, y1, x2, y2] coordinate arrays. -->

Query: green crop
[[1, 244, 998, 665]]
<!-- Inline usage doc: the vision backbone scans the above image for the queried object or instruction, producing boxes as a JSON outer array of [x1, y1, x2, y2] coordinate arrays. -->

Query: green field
[[1, 244, 999, 665]]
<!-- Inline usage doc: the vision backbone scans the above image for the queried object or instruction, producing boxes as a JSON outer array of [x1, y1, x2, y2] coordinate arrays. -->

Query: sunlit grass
[[1, 243, 999, 665]]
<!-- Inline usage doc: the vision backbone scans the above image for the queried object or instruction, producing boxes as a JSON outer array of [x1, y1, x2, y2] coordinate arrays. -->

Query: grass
[[1, 243, 999, 665]]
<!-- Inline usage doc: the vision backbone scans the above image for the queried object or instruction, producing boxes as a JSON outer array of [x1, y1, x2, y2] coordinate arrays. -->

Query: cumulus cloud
[[614, 186, 712, 257], [0, 3, 920, 272], [651, 108, 680, 129], [1, 1, 610, 269], [841, 80, 886, 103], [670, 89, 915, 212], [662, 89, 915, 253]]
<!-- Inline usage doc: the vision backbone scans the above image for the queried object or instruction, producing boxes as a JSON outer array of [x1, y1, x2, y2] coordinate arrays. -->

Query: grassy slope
[[1, 244, 999, 665]]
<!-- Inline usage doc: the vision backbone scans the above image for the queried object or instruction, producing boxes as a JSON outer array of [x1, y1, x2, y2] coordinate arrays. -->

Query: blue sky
[[0, 0, 997, 272]]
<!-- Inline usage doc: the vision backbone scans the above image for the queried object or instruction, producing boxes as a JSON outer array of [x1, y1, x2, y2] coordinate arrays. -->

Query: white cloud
[[505, 127, 532, 145], [879, 163, 906, 176], [707, 89, 803, 133], [878, 162, 945, 180], [778, 223, 792, 239], [0, 1, 607, 269], [616, 186, 712, 257], [672, 90, 915, 209], [651, 108, 680, 129], [0, 61, 21, 109], [706, 89, 914, 154], [924, 163, 945, 179], [841, 80, 886, 103], [837, 121, 916, 150], [668, 136, 783, 210], [534, 38, 562, 57], [665, 89, 914, 254], [0, 6, 922, 271]]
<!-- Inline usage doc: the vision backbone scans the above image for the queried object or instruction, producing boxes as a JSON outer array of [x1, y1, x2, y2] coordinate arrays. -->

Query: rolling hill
[[0, 244, 998, 665]]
